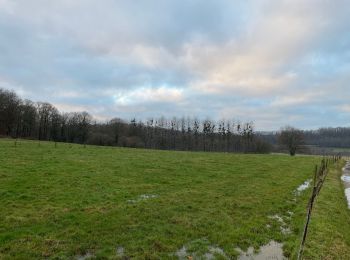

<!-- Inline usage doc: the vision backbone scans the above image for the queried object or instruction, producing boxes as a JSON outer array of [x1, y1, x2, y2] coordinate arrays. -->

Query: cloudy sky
[[0, 0, 349, 130]]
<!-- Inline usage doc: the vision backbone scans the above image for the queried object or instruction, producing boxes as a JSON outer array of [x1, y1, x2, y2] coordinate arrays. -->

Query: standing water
[[341, 161, 350, 208]]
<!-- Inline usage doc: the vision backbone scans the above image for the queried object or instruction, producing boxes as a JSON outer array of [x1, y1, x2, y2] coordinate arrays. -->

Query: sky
[[0, 0, 349, 130]]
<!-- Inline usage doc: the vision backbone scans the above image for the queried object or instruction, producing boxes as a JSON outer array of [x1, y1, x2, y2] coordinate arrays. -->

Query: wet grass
[[0, 139, 320, 259], [303, 161, 350, 259]]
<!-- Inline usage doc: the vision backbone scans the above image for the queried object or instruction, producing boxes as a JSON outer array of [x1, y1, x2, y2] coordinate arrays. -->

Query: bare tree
[[279, 126, 304, 156], [0, 89, 21, 136]]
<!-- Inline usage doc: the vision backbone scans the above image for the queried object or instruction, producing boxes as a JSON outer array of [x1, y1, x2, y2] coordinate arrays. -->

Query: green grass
[[0, 139, 327, 259], [302, 161, 350, 259]]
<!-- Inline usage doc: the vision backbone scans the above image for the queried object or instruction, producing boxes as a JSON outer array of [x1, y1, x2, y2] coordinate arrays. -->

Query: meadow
[[0, 139, 348, 259], [302, 161, 350, 259]]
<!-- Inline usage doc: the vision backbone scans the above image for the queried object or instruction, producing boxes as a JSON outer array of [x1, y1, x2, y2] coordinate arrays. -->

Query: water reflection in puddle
[[296, 180, 311, 193], [127, 194, 158, 203], [268, 215, 291, 235], [237, 240, 286, 260], [174, 242, 228, 259], [342, 161, 350, 208], [76, 253, 94, 260]]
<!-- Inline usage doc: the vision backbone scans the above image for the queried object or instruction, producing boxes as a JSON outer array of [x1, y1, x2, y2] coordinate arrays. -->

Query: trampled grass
[[0, 139, 328, 259]]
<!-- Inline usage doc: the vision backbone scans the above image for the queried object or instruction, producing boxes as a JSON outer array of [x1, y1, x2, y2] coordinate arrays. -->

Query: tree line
[[303, 127, 350, 148], [0, 88, 271, 153], [0, 88, 91, 144], [259, 127, 350, 149]]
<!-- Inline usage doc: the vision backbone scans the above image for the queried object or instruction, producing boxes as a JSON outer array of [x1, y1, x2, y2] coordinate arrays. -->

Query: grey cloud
[[0, 0, 350, 130]]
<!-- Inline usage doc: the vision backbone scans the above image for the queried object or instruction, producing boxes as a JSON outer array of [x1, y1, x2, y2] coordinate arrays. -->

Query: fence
[[297, 154, 342, 260]]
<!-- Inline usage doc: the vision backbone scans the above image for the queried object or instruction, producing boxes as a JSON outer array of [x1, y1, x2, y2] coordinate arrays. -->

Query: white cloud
[[0, 0, 16, 14], [113, 86, 184, 106], [270, 91, 324, 107], [339, 105, 350, 113]]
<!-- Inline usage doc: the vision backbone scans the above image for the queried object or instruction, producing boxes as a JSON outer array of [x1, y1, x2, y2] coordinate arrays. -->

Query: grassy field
[[0, 138, 337, 259], [302, 161, 350, 259]]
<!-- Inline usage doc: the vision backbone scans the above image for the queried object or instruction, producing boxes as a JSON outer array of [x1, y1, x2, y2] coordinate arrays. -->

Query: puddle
[[139, 194, 157, 199], [280, 226, 291, 235], [116, 246, 124, 257], [205, 246, 229, 259], [341, 175, 350, 182], [175, 246, 188, 259], [343, 165, 350, 171], [127, 194, 158, 203], [345, 188, 350, 208], [342, 161, 350, 208], [174, 240, 228, 259], [269, 215, 284, 223], [296, 180, 311, 193], [268, 215, 291, 235], [76, 253, 94, 260], [237, 240, 286, 260]]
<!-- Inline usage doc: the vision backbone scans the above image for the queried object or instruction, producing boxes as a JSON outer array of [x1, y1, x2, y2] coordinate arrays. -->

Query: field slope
[[0, 139, 323, 259]]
